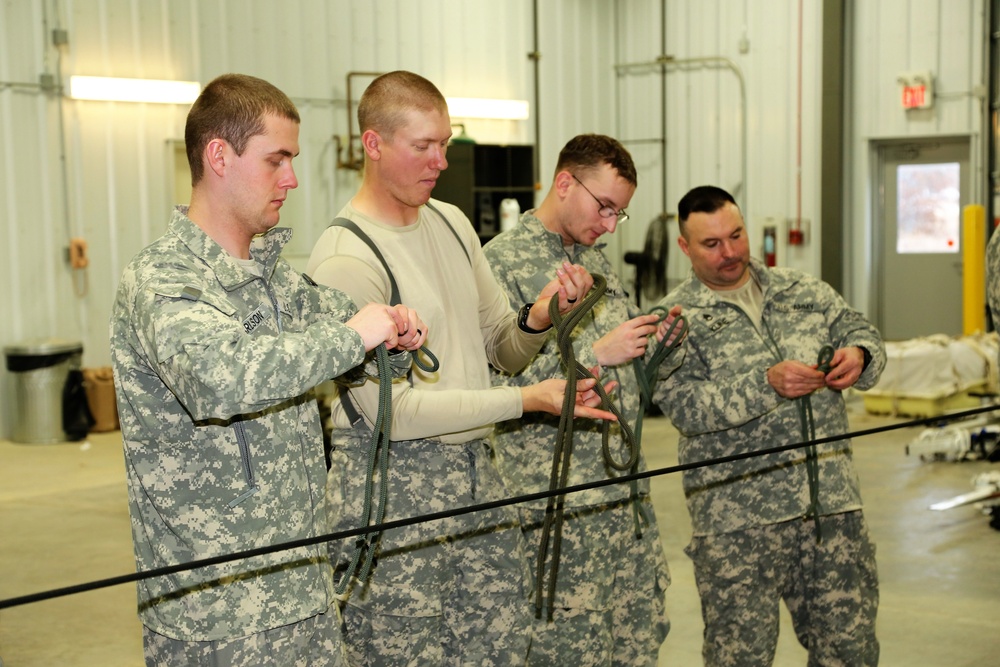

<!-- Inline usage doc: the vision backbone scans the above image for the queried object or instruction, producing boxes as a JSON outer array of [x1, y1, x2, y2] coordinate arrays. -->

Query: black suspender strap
[[328, 218, 403, 306]]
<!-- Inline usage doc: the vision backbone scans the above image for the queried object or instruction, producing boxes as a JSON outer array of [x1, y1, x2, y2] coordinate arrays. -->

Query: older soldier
[[484, 134, 679, 666], [305, 72, 616, 666], [110, 73, 425, 667], [654, 185, 886, 666]]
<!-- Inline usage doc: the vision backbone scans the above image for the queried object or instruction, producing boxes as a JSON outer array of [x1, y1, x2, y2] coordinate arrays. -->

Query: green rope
[[796, 344, 835, 542], [333, 332, 440, 594], [534, 275, 686, 620], [627, 307, 687, 536], [334, 344, 394, 594]]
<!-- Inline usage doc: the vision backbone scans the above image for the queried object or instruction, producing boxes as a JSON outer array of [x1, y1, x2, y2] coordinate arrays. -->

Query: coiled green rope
[[334, 341, 440, 594], [534, 275, 686, 620]]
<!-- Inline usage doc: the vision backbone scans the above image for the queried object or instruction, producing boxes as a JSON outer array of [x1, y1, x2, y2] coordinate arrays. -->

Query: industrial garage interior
[[3, 1, 1000, 665], [2, 408, 999, 666]]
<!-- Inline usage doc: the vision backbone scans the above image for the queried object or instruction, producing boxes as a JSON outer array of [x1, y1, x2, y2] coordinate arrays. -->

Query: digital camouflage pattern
[[142, 602, 348, 666], [655, 257, 884, 665], [653, 258, 886, 536], [110, 207, 398, 642], [686, 511, 879, 666], [520, 499, 671, 667], [329, 435, 532, 666], [484, 213, 672, 664], [988, 228, 1000, 336], [485, 212, 677, 505]]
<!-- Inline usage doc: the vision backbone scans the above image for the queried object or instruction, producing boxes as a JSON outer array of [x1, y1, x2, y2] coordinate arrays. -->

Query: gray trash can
[[4, 339, 83, 443]]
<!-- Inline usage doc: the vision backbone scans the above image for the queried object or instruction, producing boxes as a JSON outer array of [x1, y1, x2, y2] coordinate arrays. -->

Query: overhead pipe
[[615, 55, 749, 216], [529, 0, 541, 187], [335, 71, 385, 171]]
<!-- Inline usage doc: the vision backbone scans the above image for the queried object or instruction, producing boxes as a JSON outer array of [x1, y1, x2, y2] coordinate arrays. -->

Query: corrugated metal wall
[[0, 0, 987, 436]]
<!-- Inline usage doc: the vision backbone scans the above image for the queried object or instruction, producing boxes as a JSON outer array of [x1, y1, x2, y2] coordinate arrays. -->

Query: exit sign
[[902, 84, 927, 109], [898, 71, 934, 110]]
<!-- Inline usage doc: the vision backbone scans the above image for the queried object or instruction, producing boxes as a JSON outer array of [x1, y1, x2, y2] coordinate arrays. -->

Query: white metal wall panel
[[847, 0, 986, 313], [0, 0, 988, 436]]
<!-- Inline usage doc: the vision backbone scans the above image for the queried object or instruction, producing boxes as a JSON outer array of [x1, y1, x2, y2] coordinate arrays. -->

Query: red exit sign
[[902, 84, 926, 109], [898, 71, 933, 110]]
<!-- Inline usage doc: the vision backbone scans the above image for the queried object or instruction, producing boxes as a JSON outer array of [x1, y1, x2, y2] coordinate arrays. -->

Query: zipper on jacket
[[228, 419, 260, 508], [227, 275, 282, 508]]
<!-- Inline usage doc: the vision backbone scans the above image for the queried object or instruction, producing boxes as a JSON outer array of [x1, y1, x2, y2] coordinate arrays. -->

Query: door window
[[896, 162, 960, 254]]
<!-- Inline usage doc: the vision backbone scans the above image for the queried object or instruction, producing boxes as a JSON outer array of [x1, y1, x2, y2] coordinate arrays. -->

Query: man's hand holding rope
[[521, 367, 619, 422], [345, 302, 427, 352], [522, 262, 594, 331]]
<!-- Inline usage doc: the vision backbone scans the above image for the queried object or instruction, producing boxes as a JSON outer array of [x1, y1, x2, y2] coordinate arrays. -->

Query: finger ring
[[417, 329, 422, 335], [568, 298, 577, 303]]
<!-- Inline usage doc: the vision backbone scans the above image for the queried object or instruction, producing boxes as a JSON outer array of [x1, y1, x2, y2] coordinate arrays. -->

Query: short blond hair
[[358, 71, 447, 140]]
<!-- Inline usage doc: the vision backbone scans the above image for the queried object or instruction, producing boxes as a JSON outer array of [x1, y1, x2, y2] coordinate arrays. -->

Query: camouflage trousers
[[328, 437, 532, 666], [685, 510, 879, 667], [141, 603, 347, 667], [521, 496, 671, 667]]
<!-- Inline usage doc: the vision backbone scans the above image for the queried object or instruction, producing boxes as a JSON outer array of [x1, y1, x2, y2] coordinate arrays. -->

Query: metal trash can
[[4, 339, 83, 443]]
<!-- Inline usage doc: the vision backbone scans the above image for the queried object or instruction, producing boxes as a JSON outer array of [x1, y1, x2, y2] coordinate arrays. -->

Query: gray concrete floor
[[1, 399, 998, 666]]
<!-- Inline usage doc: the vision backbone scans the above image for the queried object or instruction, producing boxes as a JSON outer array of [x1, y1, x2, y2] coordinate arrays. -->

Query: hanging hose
[[533, 274, 686, 620], [796, 344, 835, 542], [334, 340, 440, 594], [625, 307, 688, 537]]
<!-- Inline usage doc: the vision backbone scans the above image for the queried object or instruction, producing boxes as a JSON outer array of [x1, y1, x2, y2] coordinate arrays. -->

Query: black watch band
[[517, 302, 550, 334]]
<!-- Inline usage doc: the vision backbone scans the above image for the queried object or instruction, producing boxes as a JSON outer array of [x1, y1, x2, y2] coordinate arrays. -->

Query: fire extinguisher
[[763, 226, 777, 267]]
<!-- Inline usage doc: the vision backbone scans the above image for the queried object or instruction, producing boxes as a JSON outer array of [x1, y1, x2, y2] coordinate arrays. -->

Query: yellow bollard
[[963, 204, 986, 335]]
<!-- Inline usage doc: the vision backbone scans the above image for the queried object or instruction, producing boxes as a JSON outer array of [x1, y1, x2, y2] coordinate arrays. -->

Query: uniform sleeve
[[130, 274, 366, 422], [819, 280, 887, 390], [473, 234, 549, 374], [655, 356, 782, 437]]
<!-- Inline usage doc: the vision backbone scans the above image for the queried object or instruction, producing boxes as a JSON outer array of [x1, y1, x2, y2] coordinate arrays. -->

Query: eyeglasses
[[571, 174, 628, 224]]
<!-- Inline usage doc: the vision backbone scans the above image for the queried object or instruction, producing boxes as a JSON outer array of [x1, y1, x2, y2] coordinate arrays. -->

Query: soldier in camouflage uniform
[[305, 72, 616, 666], [484, 134, 680, 666], [987, 226, 1000, 336], [110, 73, 426, 667], [654, 185, 886, 666]]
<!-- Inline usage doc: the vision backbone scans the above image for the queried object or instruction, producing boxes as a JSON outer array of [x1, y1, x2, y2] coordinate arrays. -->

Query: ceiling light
[[446, 97, 529, 120], [68, 76, 201, 104]]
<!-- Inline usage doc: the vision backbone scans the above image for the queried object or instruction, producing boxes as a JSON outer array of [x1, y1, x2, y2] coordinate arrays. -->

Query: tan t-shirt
[[306, 199, 544, 444]]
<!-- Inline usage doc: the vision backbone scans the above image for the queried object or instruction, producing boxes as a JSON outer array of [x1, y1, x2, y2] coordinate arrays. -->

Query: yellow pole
[[963, 204, 986, 335]]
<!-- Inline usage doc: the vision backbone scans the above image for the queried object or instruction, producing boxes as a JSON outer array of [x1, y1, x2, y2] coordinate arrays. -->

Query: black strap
[[426, 201, 471, 264], [328, 203, 471, 306], [329, 218, 403, 306]]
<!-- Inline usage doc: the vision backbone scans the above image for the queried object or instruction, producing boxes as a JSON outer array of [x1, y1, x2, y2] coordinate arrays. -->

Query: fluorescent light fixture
[[446, 97, 529, 120], [68, 76, 201, 104]]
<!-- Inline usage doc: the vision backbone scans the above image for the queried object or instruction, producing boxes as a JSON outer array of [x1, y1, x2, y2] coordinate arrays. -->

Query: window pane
[[896, 162, 960, 254]]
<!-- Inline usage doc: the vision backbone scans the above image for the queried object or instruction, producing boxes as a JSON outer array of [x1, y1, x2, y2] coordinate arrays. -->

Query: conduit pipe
[[335, 71, 385, 171], [614, 55, 749, 216]]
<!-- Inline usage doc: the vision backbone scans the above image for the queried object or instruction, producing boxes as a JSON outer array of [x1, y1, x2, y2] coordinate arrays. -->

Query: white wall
[[847, 0, 987, 314], [0, 0, 987, 436]]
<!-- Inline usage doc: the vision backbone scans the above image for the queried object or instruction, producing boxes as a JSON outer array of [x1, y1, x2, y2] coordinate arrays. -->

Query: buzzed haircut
[[184, 73, 300, 185], [358, 70, 448, 139], [555, 134, 637, 186], [677, 185, 738, 236]]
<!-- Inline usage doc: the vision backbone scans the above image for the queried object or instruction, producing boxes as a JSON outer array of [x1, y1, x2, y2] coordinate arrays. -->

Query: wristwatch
[[517, 302, 550, 334]]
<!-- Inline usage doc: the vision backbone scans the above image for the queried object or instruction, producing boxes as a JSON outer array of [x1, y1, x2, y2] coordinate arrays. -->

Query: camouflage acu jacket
[[653, 258, 886, 535], [485, 213, 670, 508], [110, 208, 383, 641]]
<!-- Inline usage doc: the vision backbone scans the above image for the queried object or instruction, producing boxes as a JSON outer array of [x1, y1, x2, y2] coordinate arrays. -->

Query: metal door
[[875, 138, 970, 340]]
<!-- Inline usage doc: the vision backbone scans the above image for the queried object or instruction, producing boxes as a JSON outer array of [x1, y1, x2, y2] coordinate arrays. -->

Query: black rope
[[2, 402, 998, 611]]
